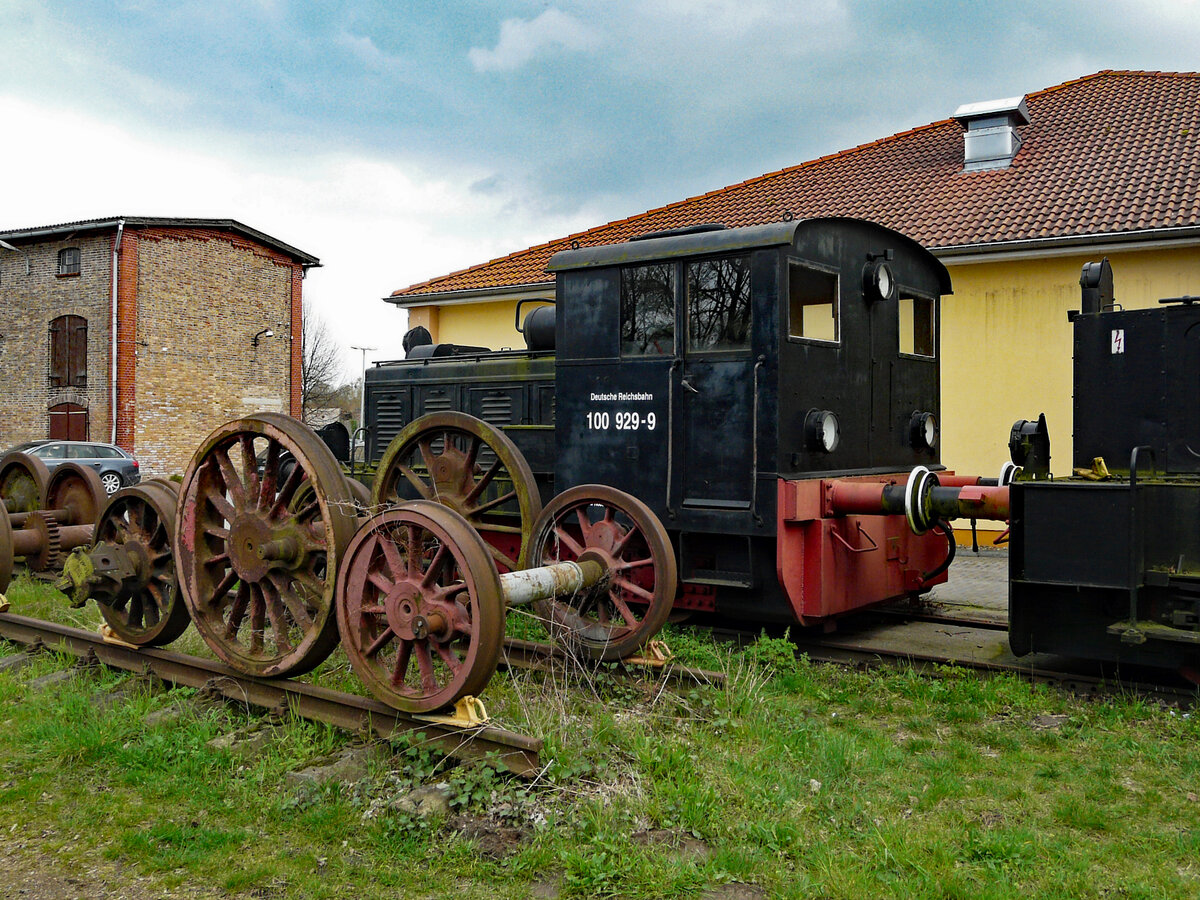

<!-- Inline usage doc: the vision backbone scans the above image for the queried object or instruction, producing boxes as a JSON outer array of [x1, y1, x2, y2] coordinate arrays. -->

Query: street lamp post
[[349, 344, 376, 433]]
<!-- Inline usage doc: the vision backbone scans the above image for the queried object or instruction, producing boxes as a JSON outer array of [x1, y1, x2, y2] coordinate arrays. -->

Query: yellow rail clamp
[[624, 639, 673, 668], [0, 594, 8, 613], [97, 623, 140, 650], [414, 695, 489, 728]]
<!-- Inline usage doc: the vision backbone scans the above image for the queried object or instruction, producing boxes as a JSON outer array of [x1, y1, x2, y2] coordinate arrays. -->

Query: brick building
[[0, 217, 319, 476]]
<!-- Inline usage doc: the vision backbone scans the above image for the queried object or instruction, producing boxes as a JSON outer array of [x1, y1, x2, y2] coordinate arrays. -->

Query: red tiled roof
[[394, 70, 1200, 299]]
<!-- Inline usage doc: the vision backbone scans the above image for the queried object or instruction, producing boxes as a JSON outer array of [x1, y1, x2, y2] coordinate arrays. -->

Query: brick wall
[[0, 234, 114, 446], [132, 227, 298, 476]]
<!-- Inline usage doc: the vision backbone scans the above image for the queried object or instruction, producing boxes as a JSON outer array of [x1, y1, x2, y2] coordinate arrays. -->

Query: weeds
[[1, 578, 1199, 898]]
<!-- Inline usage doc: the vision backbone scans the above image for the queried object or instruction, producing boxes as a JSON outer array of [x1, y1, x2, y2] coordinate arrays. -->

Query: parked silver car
[[5, 440, 141, 495]]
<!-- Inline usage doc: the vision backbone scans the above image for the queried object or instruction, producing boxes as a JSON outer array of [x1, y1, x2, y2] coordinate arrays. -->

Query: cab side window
[[687, 254, 751, 352], [899, 294, 936, 358], [788, 262, 839, 343], [620, 263, 674, 356]]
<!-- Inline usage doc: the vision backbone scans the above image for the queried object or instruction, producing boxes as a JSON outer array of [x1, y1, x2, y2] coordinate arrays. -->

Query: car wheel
[[100, 472, 123, 495]]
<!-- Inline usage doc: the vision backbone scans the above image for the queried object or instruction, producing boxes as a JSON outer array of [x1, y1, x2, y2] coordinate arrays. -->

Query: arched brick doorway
[[49, 402, 89, 440]]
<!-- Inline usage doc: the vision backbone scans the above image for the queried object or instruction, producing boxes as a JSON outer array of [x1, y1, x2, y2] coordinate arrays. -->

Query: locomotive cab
[[548, 218, 952, 621]]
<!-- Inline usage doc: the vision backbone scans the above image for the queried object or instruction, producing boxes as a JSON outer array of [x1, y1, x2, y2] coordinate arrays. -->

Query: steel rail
[[499, 636, 727, 686], [0, 612, 544, 776], [704, 623, 1198, 707]]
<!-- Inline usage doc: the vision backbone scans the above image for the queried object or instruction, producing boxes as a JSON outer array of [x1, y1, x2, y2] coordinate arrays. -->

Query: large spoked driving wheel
[[336, 501, 505, 713], [370, 412, 540, 573], [92, 483, 190, 647], [0, 452, 50, 514], [526, 485, 677, 661], [175, 413, 358, 678]]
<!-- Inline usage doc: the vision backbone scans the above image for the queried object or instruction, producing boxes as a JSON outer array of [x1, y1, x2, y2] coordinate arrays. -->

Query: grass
[[0, 577, 1198, 898]]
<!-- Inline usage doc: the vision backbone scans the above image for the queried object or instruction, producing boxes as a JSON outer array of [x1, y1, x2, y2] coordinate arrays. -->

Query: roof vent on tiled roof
[[951, 95, 1030, 171]]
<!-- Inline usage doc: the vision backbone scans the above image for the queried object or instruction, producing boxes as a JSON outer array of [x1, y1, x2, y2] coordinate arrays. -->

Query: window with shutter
[[48, 315, 87, 388]]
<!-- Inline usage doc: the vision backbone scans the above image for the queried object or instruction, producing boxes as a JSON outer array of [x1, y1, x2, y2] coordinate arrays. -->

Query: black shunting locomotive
[[365, 217, 957, 626], [1009, 260, 1200, 676]]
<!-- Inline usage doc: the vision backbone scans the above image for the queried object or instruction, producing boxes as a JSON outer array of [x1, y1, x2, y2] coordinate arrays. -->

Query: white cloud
[[468, 8, 599, 73], [334, 29, 406, 72], [0, 95, 597, 379]]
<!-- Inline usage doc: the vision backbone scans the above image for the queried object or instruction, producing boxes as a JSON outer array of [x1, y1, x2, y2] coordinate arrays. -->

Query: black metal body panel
[[363, 351, 556, 499], [551, 218, 948, 539], [1073, 303, 1200, 473]]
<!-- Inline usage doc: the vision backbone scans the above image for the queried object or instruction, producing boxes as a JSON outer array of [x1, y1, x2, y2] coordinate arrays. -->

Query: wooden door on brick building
[[49, 403, 88, 440]]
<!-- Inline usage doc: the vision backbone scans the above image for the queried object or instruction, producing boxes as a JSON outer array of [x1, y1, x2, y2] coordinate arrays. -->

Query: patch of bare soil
[[0, 837, 225, 900], [450, 815, 530, 860]]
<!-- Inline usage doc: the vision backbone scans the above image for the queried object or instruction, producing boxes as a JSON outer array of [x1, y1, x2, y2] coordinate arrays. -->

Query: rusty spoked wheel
[[370, 412, 540, 574], [176, 413, 358, 678], [336, 501, 505, 713], [527, 485, 677, 661], [44, 463, 107, 526], [92, 483, 190, 647], [0, 510, 12, 593], [0, 452, 50, 514]]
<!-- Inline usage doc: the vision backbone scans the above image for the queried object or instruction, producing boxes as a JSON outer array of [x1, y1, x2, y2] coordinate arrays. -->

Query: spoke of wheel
[[404, 525, 422, 577], [421, 544, 450, 588], [463, 436, 481, 474], [464, 458, 502, 504], [210, 570, 238, 606], [249, 586, 266, 652], [264, 586, 294, 653], [367, 568, 394, 595], [277, 584, 315, 631], [365, 625, 395, 658], [417, 439, 437, 478], [395, 465, 433, 500], [239, 434, 260, 499], [290, 500, 321, 524], [378, 530, 405, 577], [607, 592, 639, 628], [414, 641, 437, 692], [486, 542, 518, 572], [205, 490, 236, 523], [225, 582, 250, 636], [214, 447, 246, 507], [259, 440, 280, 509], [616, 556, 655, 572], [391, 640, 413, 685], [433, 641, 462, 673], [575, 508, 591, 536], [467, 489, 518, 517], [553, 526, 586, 557], [611, 526, 638, 558], [270, 463, 306, 517], [613, 576, 655, 603]]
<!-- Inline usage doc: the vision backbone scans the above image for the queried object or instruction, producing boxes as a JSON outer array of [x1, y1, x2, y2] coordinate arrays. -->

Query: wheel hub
[[384, 580, 450, 641], [228, 514, 282, 582]]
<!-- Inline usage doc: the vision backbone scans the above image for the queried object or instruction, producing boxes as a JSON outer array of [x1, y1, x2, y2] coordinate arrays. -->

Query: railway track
[[0, 612, 544, 776]]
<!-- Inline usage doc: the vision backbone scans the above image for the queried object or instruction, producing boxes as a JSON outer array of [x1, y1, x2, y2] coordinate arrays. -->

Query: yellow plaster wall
[[942, 247, 1200, 479], [437, 299, 552, 350]]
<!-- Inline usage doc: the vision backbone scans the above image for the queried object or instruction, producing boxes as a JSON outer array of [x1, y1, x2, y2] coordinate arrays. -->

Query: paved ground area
[[925, 547, 1009, 620]]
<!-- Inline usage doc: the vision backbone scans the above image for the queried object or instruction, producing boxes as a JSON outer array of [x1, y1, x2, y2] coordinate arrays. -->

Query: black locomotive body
[[1010, 268, 1200, 673], [366, 218, 955, 625]]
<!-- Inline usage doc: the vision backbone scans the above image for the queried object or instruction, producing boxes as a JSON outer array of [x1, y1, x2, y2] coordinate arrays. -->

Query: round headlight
[[804, 409, 840, 453], [863, 259, 897, 303], [909, 411, 938, 450]]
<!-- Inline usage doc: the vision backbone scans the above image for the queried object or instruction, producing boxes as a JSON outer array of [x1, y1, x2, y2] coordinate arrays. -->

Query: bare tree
[[301, 300, 344, 423]]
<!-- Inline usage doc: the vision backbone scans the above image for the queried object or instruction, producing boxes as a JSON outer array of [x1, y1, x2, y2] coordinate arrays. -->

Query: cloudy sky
[[2, 1, 1197, 376]]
